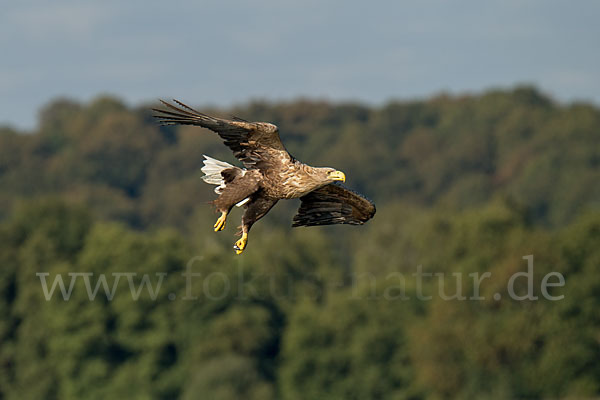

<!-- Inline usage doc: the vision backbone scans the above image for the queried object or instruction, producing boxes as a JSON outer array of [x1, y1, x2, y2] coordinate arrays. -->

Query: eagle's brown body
[[153, 100, 375, 254]]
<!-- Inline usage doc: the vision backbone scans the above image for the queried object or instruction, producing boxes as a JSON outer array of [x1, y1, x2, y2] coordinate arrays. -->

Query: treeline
[[1, 86, 598, 230], [0, 87, 599, 399]]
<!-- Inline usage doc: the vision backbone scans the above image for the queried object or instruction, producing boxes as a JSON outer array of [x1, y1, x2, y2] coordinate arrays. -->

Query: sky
[[1, 0, 599, 130]]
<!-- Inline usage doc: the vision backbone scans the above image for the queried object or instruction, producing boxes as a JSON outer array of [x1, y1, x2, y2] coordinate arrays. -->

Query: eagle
[[153, 100, 376, 254]]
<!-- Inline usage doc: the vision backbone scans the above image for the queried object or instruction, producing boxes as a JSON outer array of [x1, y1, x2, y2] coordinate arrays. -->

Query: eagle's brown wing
[[153, 99, 289, 170], [292, 183, 376, 227]]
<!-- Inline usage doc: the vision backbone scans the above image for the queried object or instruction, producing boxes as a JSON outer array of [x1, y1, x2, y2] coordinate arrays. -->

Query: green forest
[[1, 86, 599, 399]]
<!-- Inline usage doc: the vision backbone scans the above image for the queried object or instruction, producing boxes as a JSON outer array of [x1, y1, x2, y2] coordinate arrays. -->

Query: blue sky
[[1, 0, 599, 130]]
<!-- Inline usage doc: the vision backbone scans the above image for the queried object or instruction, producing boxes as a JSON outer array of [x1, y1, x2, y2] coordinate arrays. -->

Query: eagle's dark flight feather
[[292, 182, 376, 227], [153, 100, 287, 171]]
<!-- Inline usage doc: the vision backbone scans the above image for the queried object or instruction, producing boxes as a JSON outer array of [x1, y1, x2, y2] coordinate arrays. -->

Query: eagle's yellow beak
[[329, 170, 346, 182]]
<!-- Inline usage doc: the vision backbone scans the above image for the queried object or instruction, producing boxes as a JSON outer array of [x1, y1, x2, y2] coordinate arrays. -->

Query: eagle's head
[[296, 166, 347, 196], [321, 167, 346, 183]]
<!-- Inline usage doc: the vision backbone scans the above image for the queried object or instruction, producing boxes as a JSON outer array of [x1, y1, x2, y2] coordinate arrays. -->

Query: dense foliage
[[0, 87, 599, 399]]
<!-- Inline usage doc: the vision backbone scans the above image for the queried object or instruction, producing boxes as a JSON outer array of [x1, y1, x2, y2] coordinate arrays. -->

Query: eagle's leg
[[213, 210, 228, 232], [233, 196, 278, 255], [213, 170, 261, 234]]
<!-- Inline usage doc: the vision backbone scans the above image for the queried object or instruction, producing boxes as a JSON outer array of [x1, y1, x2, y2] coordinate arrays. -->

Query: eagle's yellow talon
[[233, 233, 248, 254], [214, 212, 227, 232]]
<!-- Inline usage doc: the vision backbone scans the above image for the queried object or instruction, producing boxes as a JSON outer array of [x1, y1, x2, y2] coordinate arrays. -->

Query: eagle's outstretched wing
[[292, 182, 376, 227], [153, 99, 289, 170]]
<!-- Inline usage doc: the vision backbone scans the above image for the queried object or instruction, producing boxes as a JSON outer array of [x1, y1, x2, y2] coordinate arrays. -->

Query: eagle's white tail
[[201, 155, 250, 207], [201, 155, 234, 188]]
